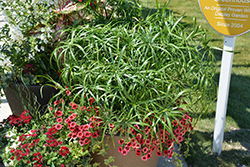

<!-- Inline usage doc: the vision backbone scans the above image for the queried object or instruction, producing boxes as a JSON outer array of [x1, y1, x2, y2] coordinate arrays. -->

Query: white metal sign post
[[213, 36, 235, 155], [198, 0, 250, 155]]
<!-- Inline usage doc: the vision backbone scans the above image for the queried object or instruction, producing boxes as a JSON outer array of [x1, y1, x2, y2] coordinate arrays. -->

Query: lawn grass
[[140, 0, 250, 166]]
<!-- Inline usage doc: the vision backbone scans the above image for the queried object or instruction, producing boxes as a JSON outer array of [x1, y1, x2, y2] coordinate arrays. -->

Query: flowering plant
[[1, 90, 194, 166], [0, 0, 141, 90]]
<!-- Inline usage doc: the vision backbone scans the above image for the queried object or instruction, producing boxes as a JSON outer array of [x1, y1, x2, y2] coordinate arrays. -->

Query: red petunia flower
[[55, 110, 63, 117], [124, 146, 130, 152], [92, 132, 98, 138], [135, 149, 141, 156], [80, 106, 86, 110], [172, 120, 178, 126], [77, 131, 84, 138], [65, 118, 70, 123], [68, 133, 73, 138], [121, 149, 128, 156], [118, 139, 124, 145], [89, 97, 95, 105], [156, 151, 162, 156], [142, 147, 148, 153], [66, 90, 71, 96], [55, 124, 63, 130], [141, 155, 147, 161], [70, 122, 76, 128], [174, 128, 180, 135], [72, 103, 78, 110], [82, 124, 90, 130], [83, 138, 89, 145], [59, 98, 65, 104], [54, 100, 59, 105], [84, 131, 91, 138], [79, 140, 84, 146], [17, 156, 22, 161], [71, 113, 77, 119], [147, 153, 152, 159], [177, 135, 183, 143], [127, 142, 132, 147], [57, 118, 63, 123], [189, 123, 193, 131], [118, 147, 123, 153]]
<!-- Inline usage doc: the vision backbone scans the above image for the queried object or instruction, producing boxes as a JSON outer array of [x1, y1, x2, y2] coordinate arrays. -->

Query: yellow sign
[[198, 0, 250, 36]]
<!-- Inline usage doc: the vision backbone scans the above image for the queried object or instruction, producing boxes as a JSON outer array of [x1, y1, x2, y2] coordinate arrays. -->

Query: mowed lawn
[[139, 0, 250, 166]]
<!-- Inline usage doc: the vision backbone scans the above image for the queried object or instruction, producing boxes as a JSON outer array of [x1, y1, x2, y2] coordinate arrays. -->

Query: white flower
[[34, 45, 40, 52], [2, 10, 9, 22], [43, 38, 48, 44], [40, 46, 45, 51], [46, 26, 51, 32], [40, 34, 45, 40], [27, 22, 32, 27], [4, 137, 21, 166], [9, 24, 23, 42], [5, 131, 15, 138], [10, 139, 21, 147], [41, 28, 46, 32], [28, 53, 33, 59], [4, 159, 13, 166]]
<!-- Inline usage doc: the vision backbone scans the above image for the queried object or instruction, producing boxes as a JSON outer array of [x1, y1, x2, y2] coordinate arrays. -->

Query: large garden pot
[[92, 136, 159, 167], [4, 83, 59, 116]]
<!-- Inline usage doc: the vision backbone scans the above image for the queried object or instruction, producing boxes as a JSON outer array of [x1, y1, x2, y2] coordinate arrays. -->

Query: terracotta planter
[[92, 136, 159, 167], [4, 83, 59, 116]]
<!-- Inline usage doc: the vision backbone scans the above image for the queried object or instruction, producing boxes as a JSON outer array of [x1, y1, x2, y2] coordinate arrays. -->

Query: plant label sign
[[198, 0, 250, 155], [198, 0, 250, 36]]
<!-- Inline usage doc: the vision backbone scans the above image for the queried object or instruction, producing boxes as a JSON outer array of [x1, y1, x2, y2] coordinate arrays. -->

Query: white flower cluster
[[4, 130, 21, 166], [0, 0, 61, 53], [8, 24, 23, 43]]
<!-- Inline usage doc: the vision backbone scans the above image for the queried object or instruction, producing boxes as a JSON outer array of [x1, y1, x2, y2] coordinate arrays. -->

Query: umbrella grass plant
[[47, 6, 216, 164]]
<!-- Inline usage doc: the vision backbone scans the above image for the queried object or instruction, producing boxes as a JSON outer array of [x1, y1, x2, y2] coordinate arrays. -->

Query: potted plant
[[0, 0, 141, 115], [0, 2, 217, 167], [1, 93, 193, 167]]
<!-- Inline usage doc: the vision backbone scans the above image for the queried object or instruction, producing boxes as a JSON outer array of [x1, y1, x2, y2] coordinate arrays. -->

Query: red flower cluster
[[64, 112, 102, 146], [5, 97, 102, 166], [117, 112, 193, 161], [9, 129, 43, 166], [5, 95, 193, 166], [59, 146, 70, 157], [6, 109, 69, 166], [52, 97, 103, 150], [7, 110, 32, 126]]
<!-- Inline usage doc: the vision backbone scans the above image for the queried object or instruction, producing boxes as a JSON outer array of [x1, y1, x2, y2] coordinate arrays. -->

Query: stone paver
[[0, 96, 12, 122]]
